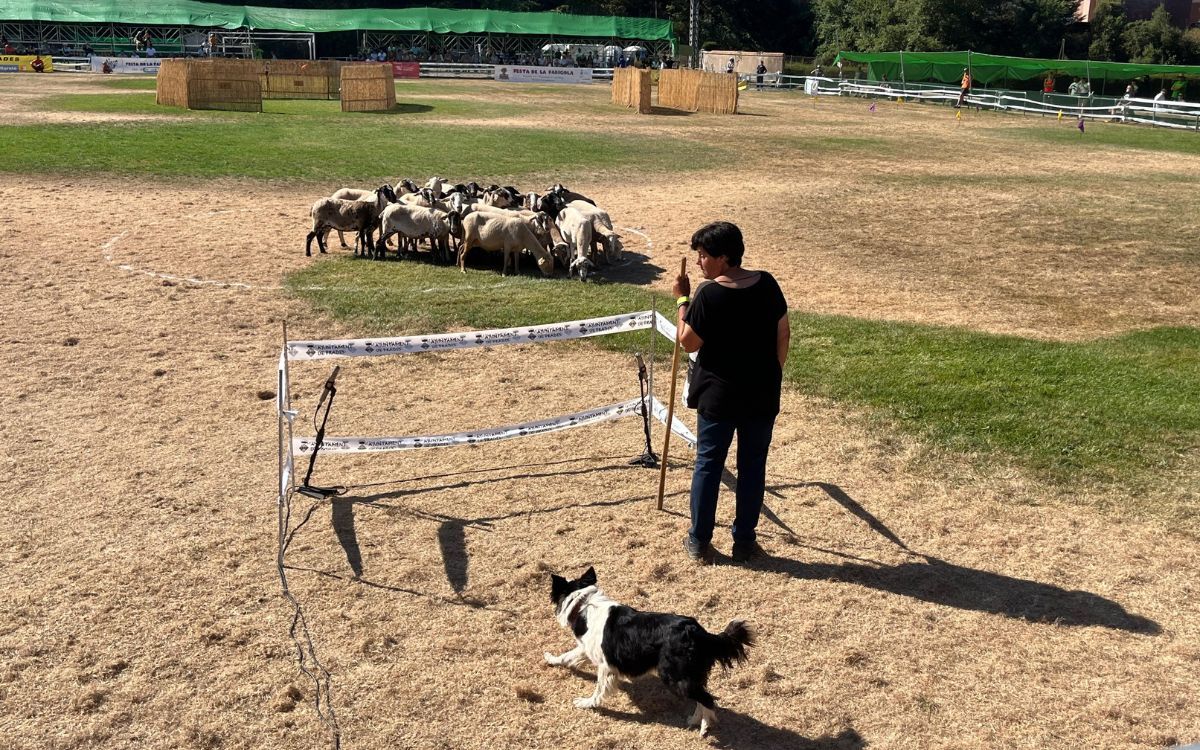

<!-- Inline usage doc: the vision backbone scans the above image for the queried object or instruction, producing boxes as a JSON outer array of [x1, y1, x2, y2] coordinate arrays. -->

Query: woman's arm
[[678, 304, 703, 353], [777, 314, 790, 368]]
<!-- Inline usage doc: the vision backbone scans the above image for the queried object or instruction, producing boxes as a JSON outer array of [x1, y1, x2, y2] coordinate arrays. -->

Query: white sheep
[[424, 176, 445, 200], [555, 205, 596, 281], [567, 200, 623, 263], [376, 203, 457, 263], [459, 212, 554, 276]]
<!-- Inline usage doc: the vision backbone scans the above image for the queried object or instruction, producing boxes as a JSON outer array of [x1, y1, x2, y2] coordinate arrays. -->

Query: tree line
[[204, 1, 1200, 63]]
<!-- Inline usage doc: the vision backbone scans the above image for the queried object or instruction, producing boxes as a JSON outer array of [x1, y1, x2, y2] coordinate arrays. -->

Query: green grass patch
[[285, 257, 664, 351], [286, 257, 1200, 501], [787, 317, 1200, 487], [0, 100, 722, 180]]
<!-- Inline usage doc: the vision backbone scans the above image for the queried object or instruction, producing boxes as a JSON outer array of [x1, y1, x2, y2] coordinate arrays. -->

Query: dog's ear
[[579, 566, 597, 587], [550, 573, 568, 602]]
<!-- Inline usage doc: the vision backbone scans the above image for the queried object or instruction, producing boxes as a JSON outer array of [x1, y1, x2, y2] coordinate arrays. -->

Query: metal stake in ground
[[656, 258, 687, 511], [629, 353, 659, 468]]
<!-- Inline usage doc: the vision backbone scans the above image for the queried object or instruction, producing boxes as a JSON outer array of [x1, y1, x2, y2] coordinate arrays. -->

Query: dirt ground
[[1, 76, 1198, 750]]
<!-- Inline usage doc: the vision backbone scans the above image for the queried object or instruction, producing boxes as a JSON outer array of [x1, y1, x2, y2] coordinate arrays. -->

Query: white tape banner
[[294, 397, 644, 454], [654, 310, 677, 343], [287, 310, 656, 361], [650, 395, 697, 448]]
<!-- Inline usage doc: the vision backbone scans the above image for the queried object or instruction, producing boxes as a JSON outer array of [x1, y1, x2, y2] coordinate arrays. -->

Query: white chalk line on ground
[[100, 223, 655, 292]]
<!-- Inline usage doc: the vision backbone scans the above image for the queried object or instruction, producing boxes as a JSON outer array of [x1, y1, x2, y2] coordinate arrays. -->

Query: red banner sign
[[391, 62, 420, 79]]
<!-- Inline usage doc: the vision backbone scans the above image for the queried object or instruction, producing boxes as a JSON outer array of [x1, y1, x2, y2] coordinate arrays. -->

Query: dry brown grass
[[0, 77, 1197, 750]]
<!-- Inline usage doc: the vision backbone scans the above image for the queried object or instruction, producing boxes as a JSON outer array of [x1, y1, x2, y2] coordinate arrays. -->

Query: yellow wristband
[[676, 295, 690, 307]]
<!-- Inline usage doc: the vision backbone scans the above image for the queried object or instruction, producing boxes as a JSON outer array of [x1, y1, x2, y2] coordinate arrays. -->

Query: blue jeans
[[688, 412, 776, 546]]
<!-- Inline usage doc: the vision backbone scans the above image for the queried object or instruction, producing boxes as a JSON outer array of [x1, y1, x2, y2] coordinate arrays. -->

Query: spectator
[[1171, 76, 1186, 102], [756, 59, 767, 90], [956, 67, 971, 108], [1043, 73, 1055, 94], [806, 64, 822, 95], [3, 39, 14, 55], [673, 221, 790, 565], [725, 56, 736, 74], [1068, 78, 1081, 96], [1078, 79, 1091, 96], [30, 54, 45, 73], [145, 44, 157, 58]]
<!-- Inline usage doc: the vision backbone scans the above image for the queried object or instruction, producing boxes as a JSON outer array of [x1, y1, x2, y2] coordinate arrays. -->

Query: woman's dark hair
[[690, 221, 744, 266]]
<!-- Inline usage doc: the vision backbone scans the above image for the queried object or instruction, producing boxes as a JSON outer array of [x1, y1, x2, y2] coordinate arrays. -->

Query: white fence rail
[[750, 75, 1200, 132]]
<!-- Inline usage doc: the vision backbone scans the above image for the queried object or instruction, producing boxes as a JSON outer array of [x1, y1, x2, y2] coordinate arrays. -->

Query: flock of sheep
[[305, 178, 624, 281]]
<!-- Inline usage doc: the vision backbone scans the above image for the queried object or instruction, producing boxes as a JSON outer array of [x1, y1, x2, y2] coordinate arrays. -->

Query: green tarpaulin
[[833, 50, 1200, 84], [0, 1, 674, 40]]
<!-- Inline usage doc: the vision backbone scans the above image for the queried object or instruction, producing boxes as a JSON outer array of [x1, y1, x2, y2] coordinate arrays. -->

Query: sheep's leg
[[337, 230, 349, 249], [376, 228, 394, 260]]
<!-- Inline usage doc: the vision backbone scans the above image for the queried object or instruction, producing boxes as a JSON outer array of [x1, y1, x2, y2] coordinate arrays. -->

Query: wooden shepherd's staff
[[656, 258, 687, 511]]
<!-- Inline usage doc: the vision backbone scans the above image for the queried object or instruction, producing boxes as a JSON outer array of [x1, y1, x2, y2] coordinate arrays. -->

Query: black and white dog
[[544, 566, 754, 736]]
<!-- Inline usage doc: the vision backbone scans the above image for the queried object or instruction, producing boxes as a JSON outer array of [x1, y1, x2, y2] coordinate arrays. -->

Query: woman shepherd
[[673, 221, 790, 564]]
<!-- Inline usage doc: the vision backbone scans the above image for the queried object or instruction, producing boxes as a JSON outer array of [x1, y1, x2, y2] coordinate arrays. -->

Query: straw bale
[[340, 63, 396, 112], [658, 68, 738, 114], [155, 59, 262, 112], [261, 59, 340, 100], [155, 59, 188, 108], [611, 67, 651, 114]]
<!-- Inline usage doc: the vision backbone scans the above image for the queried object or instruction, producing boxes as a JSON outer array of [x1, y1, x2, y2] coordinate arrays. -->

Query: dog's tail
[[707, 619, 754, 670]]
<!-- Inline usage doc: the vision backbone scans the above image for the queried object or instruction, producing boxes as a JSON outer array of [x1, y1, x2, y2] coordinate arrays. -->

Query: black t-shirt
[[685, 271, 787, 421]]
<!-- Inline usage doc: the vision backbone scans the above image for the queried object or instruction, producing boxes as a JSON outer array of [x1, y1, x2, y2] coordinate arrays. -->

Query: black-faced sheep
[[305, 186, 394, 257], [327, 184, 397, 250]]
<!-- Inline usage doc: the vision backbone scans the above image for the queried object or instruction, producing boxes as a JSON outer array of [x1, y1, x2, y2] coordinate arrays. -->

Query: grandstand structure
[[0, 1, 675, 60]]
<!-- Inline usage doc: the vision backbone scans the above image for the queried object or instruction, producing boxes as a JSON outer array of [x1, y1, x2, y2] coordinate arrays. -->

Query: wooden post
[[656, 258, 687, 511]]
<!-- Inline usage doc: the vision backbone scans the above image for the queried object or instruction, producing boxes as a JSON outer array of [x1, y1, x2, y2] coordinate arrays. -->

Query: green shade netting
[[0, 1, 674, 39], [833, 50, 1200, 83]]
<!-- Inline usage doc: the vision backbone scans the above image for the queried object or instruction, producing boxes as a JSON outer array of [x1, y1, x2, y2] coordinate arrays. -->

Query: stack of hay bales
[[657, 69, 738, 115], [261, 60, 340, 100], [156, 59, 262, 112], [340, 63, 396, 112]]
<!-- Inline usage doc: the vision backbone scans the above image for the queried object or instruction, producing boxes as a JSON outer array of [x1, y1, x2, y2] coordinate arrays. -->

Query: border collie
[[544, 566, 753, 736]]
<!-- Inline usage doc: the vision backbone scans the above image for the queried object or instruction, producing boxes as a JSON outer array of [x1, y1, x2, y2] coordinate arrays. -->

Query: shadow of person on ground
[[751, 551, 1159, 634], [725, 470, 910, 552], [720, 472, 1157, 633]]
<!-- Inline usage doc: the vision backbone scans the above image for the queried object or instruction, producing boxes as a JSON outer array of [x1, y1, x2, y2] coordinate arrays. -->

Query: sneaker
[[683, 535, 712, 563], [731, 540, 764, 563]]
